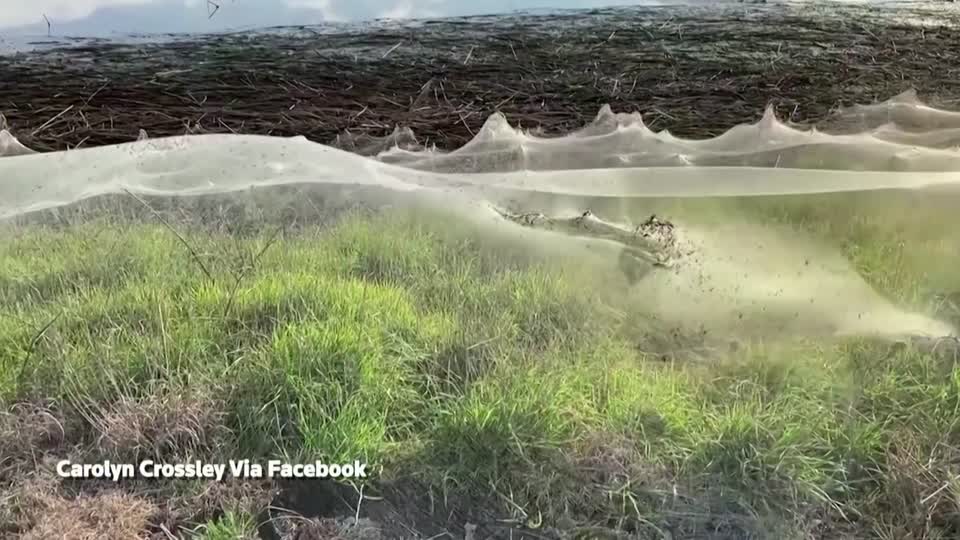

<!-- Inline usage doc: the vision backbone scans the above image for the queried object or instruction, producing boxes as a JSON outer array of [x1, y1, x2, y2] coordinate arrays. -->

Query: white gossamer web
[[1, 89, 958, 342], [4, 89, 960, 215]]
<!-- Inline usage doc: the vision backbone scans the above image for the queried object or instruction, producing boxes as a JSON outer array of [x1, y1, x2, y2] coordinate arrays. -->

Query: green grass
[[2, 192, 960, 539], [194, 511, 259, 540]]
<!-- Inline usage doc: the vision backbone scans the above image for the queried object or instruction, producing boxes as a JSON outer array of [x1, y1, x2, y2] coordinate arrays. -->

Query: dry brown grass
[[270, 516, 383, 540], [0, 403, 71, 486], [79, 388, 229, 462], [2, 466, 157, 540], [860, 435, 960, 540], [0, 404, 68, 457], [0, 392, 244, 537], [21, 490, 157, 540], [177, 479, 276, 525]]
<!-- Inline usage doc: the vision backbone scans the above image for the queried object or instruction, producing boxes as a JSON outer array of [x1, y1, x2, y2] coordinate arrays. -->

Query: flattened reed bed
[[3, 3, 960, 153]]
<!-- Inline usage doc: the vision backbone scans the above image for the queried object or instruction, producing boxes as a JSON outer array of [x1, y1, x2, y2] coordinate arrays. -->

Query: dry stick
[[383, 41, 403, 59], [351, 105, 369, 120], [217, 118, 237, 133], [30, 104, 73, 137], [494, 90, 520, 110], [82, 81, 110, 108], [123, 189, 216, 284], [458, 111, 475, 137], [157, 524, 177, 540]]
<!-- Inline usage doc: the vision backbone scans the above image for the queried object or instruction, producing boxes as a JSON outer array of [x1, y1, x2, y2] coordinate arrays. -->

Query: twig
[[30, 105, 73, 137], [82, 81, 110, 108], [383, 41, 402, 58], [458, 111, 475, 137]]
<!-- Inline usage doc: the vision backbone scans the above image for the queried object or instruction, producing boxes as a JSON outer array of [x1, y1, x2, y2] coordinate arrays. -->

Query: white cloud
[[378, 0, 444, 19], [0, 0, 158, 28], [284, 0, 340, 20], [379, 0, 412, 19]]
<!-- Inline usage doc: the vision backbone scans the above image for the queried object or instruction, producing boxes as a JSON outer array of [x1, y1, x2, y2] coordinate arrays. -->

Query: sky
[[0, 0, 666, 36]]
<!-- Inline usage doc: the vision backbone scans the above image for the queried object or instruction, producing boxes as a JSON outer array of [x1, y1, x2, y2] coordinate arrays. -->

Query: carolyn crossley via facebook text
[[57, 459, 369, 482]]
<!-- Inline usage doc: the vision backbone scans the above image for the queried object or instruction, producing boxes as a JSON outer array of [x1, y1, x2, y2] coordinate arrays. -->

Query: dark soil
[[3, 2, 960, 154]]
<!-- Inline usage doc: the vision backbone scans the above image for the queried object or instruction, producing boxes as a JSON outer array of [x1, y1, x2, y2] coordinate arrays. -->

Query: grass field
[[1, 188, 960, 539]]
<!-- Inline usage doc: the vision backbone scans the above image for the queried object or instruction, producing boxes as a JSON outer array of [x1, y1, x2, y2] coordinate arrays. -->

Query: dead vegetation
[[82, 389, 229, 463], [0, 392, 260, 539], [3, 4, 960, 153], [0, 403, 73, 489], [3, 469, 158, 540], [20, 489, 158, 540], [0, 403, 69, 461]]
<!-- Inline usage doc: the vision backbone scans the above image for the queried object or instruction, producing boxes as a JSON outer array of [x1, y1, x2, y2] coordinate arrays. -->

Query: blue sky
[[0, 0, 669, 35]]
